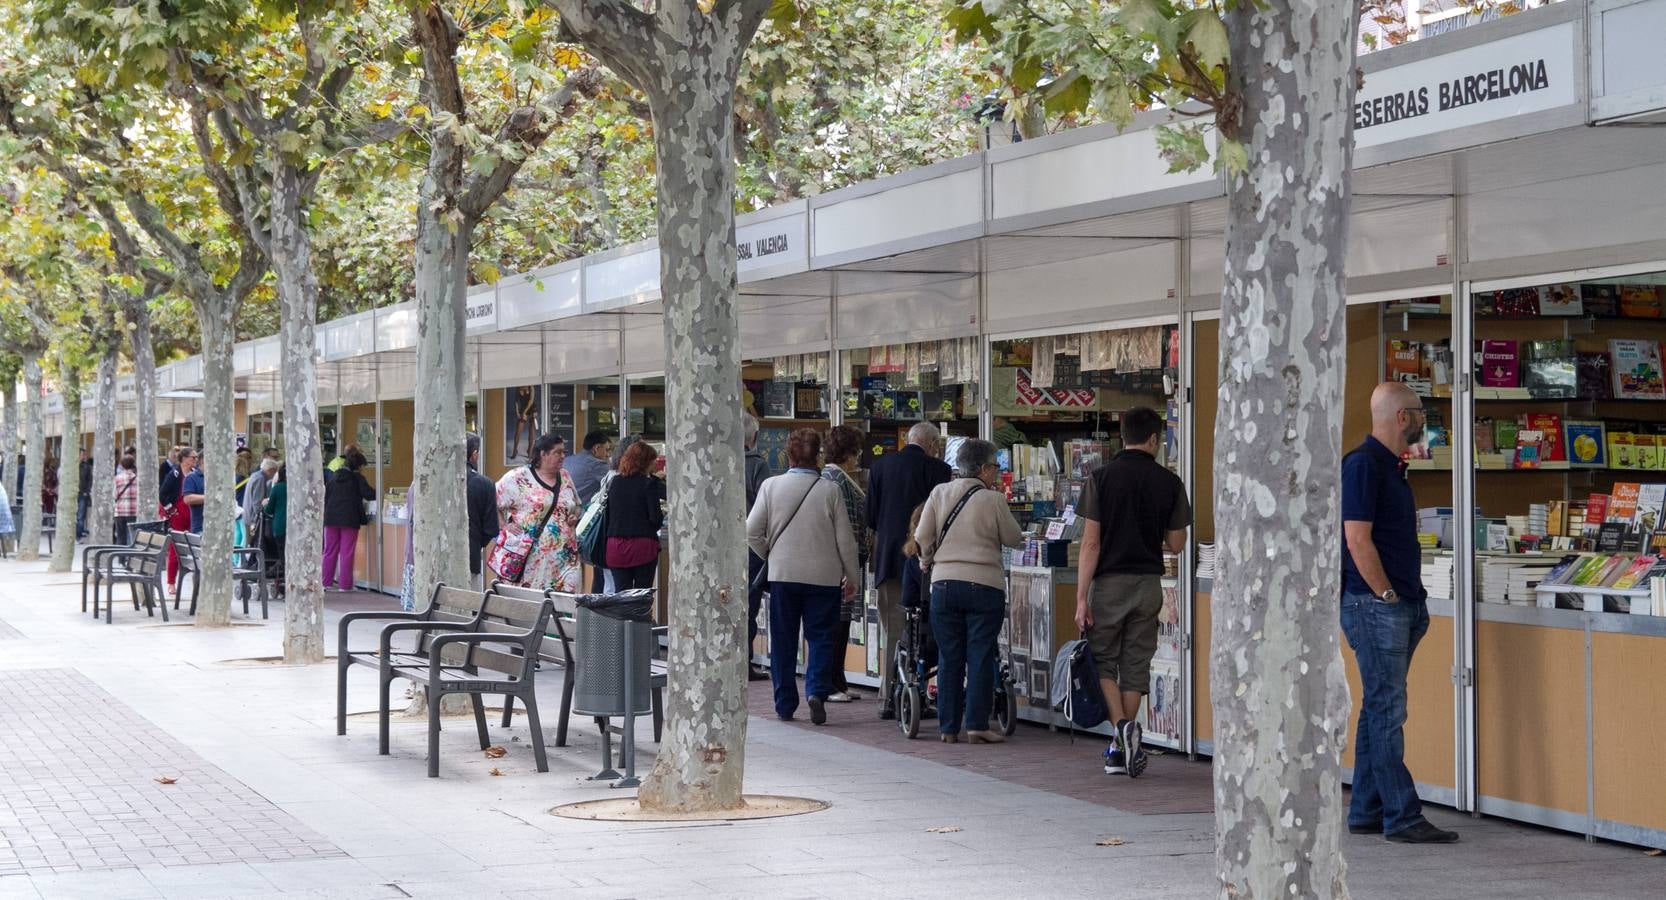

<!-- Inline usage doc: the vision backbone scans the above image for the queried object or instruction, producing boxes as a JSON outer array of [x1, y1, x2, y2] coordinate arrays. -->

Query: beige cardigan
[[913, 478, 1024, 590], [746, 471, 861, 589]]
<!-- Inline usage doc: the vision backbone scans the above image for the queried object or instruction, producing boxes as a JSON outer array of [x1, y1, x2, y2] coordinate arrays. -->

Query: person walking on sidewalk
[[820, 425, 871, 703], [867, 421, 951, 719], [603, 440, 666, 591], [747, 428, 860, 726], [913, 439, 1023, 744], [112, 455, 138, 544], [1341, 383, 1458, 844], [1073, 407, 1189, 779]]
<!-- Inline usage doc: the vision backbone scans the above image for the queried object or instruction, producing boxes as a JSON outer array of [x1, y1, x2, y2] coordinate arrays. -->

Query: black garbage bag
[[576, 588, 655, 622]]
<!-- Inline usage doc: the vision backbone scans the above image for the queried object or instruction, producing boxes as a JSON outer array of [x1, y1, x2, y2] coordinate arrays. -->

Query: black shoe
[[808, 696, 827, 726], [748, 666, 770, 682], [879, 703, 896, 721], [1118, 719, 1143, 775], [1348, 823, 1384, 835], [1386, 821, 1459, 844]]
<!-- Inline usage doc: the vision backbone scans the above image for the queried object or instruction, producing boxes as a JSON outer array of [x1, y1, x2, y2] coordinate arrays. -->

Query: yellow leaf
[[696, 0, 715, 12], [1096, 837, 1127, 846], [553, 45, 587, 70], [409, 104, 430, 120]]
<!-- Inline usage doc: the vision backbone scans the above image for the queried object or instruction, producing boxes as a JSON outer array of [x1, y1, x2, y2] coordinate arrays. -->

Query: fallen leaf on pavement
[[489, 768, 503, 777], [1645, 849, 1663, 857], [925, 826, 961, 834], [484, 746, 507, 758], [1096, 837, 1127, 847], [154, 776, 177, 785]]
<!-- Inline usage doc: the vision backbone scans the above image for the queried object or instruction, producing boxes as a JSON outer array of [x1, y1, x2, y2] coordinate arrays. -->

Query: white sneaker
[[826, 691, 856, 703]]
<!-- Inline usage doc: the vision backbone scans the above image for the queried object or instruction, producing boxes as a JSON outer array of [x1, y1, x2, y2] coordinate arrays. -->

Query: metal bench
[[91, 533, 169, 624], [82, 525, 169, 613], [388, 589, 557, 777], [334, 584, 490, 739], [170, 531, 270, 618]]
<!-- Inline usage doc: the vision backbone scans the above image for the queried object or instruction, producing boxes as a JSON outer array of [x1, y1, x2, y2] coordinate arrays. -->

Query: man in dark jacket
[[465, 433, 499, 589], [743, 414, 771, 680], [76, 448, 93, 539], [866, 421, 951, 718]]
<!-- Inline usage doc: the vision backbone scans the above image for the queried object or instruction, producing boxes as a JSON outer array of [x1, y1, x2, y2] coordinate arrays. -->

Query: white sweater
[[746, 471, 861, 588], [914, 478, 1024, 590]]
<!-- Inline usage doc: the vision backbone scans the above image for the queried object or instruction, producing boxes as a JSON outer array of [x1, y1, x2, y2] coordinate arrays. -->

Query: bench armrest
[[377, 620, 477, 659], [427, 629, 538, 672], [230, 547, 264, 570], [338, 610, 425, 650], [101, 549, 161, 576]]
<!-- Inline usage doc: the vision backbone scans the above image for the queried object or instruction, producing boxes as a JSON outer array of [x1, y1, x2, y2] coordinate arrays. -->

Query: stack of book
[[1422, 554, 1454, 601], [1196, 543, 1216, 581], [1507, 559, 1560, 606]]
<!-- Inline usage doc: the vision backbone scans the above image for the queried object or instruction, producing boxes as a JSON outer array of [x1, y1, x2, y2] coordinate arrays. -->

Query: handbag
[[749, 476, 819, 593], [487, 469, 562, 583], [576, 473, 613, 567]]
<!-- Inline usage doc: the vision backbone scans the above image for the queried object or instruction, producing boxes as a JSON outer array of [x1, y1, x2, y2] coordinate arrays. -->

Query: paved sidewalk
[[0, 557, 1662, 899]]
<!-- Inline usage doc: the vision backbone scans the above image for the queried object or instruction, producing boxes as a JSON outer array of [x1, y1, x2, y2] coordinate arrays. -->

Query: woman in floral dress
[[494, 432, 583, 593]]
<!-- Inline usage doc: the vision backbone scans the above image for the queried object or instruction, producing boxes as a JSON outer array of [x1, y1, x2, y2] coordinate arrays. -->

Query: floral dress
[[494, 466, 582, 593]]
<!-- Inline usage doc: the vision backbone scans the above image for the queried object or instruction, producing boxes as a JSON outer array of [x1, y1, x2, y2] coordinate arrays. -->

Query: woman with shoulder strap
[[493, 432, 583, 593], [913, 438, 1023, 744], [746, 428, 860, 726]]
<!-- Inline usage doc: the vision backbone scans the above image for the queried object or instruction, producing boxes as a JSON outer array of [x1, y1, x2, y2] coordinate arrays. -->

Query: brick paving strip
[[0, 668, 345, 876], [745, 680, 1214, 816]]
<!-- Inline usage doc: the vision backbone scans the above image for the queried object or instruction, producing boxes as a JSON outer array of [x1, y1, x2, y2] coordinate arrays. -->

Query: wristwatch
[[1377, 588, 1400, 604]]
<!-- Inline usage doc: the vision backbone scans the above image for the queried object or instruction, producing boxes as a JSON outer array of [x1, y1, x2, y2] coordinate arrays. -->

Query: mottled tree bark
[[551, 0, 772, 813], [127, 299, 160, 515], [267, 166, 327, 663], [1210, 2, 1359, 897], [0, 369, 16, 520], [91, 341, 118, 547], [194, 310, 239, 626], [18, 353, 44, 562], [48, 364, 81, 574]]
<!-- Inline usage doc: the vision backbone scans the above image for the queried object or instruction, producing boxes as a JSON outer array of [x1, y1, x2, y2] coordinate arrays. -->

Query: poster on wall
[[353, 418, 393, 467], [503, 385, 543, 466], [545, 384, 576, 452]]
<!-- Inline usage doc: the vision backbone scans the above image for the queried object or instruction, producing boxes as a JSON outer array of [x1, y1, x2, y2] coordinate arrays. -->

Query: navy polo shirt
[[1340, 435, 1425, 602], [183, 469, 206, 534]]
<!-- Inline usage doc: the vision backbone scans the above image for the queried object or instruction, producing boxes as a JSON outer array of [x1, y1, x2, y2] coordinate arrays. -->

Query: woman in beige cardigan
[[913, 438, 1023, 744], [746, 428, 861, 726]]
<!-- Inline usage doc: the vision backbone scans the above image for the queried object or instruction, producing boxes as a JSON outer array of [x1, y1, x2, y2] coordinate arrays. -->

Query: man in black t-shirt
[[1074, 407, 1190, 778]]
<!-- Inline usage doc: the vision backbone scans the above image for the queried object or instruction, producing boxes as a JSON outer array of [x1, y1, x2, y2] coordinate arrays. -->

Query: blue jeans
[[1340, 590, 1430, 835], [768, 581, 841, 719], [76, 494, 90, 538], [930, 580, 1005, 735]]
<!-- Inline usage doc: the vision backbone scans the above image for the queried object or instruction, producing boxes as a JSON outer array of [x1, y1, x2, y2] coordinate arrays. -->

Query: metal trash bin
[[572, 590, 655, 718]]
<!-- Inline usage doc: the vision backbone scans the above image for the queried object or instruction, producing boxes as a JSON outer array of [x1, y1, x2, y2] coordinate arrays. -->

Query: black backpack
[[1052, 638, 1108, 729]]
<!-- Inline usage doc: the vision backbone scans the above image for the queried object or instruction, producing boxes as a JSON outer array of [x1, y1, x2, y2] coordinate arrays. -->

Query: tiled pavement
[[745, 680, 1214, 816], [0, 618, 19, 640], [0, 668, 344, 876]]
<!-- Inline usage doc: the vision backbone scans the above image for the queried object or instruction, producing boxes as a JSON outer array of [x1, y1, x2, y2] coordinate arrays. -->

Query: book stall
[[983, 325, 1188, 748]]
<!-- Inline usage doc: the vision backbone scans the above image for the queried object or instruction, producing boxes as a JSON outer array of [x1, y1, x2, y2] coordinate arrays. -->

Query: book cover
[[1596, 554, 1639, 587], [1494, 417, 1520, 456], [1610, 482, 1642, 523], [1494, 287, 1542, 318], [1577, 352, 1613, 400], [1581, 283, 1621, 317], [1526, 413, 1565, 463], [1609, 431, 1637, 469], [1636, 434, 1661, 471], [1521, 339, 1577, 399], [1540, 283, 1584, 316], [1475, 417, 1498, 455], [1479, 340, 1519, 387], [1565, 420, 1607, 468], [1513, 429, 1543, 469], [1597, 525, 1628, 554], [1386, 340, 1421, 381], [1610, 339, 1666, 399], [1619, 285, 1663, 318], [1585, 493, 1610, 537], [1571, 552, 1613, 584], [1611, 556, 1659, 590], [1543, 554, 1584, 585], [1634, 484, 1666, 534]]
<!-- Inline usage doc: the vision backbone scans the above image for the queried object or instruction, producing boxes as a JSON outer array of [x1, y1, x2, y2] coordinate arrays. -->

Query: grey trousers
[[877, 579, 906, 703]]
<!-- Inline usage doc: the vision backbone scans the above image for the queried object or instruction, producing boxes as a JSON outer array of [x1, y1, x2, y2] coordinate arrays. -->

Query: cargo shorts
[[1087, 573, 1164, 695]]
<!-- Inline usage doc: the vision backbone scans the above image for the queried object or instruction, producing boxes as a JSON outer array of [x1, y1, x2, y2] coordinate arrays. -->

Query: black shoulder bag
[[923, 484, 984, 577], [750, 476, 819, 593]]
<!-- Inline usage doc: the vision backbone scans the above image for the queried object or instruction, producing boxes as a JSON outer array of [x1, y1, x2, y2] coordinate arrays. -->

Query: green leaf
[[1185, 12, 1230, 71], [1010, 56, 1042, 93], [274, 131, 304, 155], [944, 1, 997, 43], [1117, 0, 1166, 38], [1215, 137, 1248, 177], [1042, 73, 1090, 118]]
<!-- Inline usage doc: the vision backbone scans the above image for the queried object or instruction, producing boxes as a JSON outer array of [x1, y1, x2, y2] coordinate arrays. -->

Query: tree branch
[[459, 66, 604, 219], [547, 0, 660, 91]]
